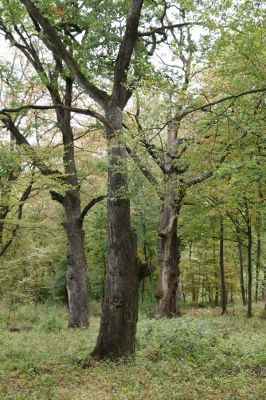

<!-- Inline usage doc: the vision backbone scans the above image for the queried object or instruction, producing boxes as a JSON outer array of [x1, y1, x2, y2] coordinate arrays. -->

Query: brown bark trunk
[[155, 177, 183, 317], [91, 104, 139, 360], [219, 216, 227, 315], [255, 210, 261, 303], [236, 226, 246, 306], [155, 123, 185, 318], [213, 241, 219, 306], [247, 223, 252, 318], [56, 83, 89, 327], [63, 191, 89, 328]]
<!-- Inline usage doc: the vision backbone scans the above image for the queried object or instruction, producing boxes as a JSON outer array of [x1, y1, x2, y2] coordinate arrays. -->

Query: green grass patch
[[0, 303, 265, 399]]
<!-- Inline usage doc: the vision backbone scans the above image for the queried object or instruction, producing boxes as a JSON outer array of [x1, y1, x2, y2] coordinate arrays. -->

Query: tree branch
[[20, 0, 109, 108], [138, 22, 193, 37], [0, 182, 33, 257], [185, 130, 248, 186], [112, 0, 144, 108], [0, 104, 109, 128], [0, 114, 62, 177], [126, 145, 157, 185], [79, 195, 107, 224], [158, 87, 266, 134]]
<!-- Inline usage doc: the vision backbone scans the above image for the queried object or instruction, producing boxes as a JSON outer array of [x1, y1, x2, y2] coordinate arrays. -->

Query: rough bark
[[155, 123, 184, 317], [56, 81, 89, 327], [63, 190, 89, 327], [20, 0, 145, 357], [91, 105, 139, 359], [155, 180, 182, 317]]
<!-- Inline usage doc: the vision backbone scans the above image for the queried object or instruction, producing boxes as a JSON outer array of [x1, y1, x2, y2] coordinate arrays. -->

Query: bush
[[39, 315, 64, 333]]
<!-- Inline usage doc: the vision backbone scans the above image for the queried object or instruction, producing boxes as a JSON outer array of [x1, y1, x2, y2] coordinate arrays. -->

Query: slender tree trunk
[[263, 268, 266, 311], [91, 105, 139, 360], [236, 226, 246, 306], [255, 210, 261, 303], [247, 223, 253, 317], [219, 216, 227, 314], [213, 241, 219, 306]]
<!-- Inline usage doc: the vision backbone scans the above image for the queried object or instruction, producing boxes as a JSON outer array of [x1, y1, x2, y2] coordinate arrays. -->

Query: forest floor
[[0, 302, 265, 400]]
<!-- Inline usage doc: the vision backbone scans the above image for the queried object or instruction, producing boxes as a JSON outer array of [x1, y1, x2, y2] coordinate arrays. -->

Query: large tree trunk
[[63, 190, 89, 328], [155, 177, 183, 317], [57, 84, 89, 327], [155, 122, 184, 318], [91, 105, 139, 360]]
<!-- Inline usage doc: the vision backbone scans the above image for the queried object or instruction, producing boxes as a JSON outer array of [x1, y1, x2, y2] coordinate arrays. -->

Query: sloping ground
[[0, 304, 265, 400]]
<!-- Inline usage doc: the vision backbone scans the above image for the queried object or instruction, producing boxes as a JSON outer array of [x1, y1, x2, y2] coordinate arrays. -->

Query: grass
[[0, 302, 265, 400]]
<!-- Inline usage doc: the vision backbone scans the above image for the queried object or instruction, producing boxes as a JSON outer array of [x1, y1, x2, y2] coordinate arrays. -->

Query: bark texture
[[91, 105, 139, 359], [155, 123, 184, 317], [56, 83, 89, 328]]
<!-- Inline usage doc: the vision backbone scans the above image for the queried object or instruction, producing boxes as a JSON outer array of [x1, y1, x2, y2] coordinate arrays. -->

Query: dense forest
[[0, 1, 265, 399]]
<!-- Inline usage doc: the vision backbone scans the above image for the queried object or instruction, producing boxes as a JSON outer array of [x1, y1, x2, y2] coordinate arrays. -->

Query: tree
[[0, 24, 107, 326]]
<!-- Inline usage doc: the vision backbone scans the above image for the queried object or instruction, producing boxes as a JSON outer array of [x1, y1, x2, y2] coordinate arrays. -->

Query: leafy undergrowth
[[0, 303, 265, 400]]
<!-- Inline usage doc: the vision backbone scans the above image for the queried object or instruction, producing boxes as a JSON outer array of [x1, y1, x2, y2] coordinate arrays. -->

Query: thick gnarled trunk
[[155, 178, 182, 317], [92, 105, 139, 359]]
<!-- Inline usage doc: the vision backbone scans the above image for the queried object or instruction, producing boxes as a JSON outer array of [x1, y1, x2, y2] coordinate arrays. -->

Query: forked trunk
[[91, 105, 139, 360]]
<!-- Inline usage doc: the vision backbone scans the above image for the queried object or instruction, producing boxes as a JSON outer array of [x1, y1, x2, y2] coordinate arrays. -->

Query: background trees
[[0, 0, 265, 362]]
